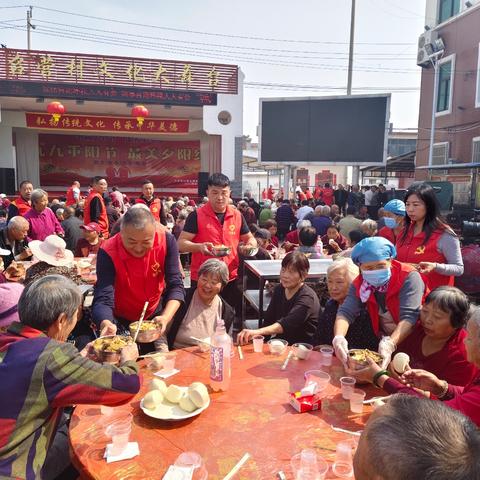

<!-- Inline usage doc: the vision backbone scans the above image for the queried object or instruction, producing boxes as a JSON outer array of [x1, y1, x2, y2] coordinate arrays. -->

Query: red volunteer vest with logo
[[353, 260, 422, 336], [135, 197, 161, 222], [11, 197, 31, 216], [377, 226, 396, 244], [102, 227, 167, 322], [190, 202, 243, 282], [84, 191, 109, 238], [396, 224, 453, 291], [65, 187, 77, 206]]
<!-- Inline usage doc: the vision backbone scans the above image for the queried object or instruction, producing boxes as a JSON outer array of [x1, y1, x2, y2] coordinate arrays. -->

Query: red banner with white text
[[39, 134, 200, 189]]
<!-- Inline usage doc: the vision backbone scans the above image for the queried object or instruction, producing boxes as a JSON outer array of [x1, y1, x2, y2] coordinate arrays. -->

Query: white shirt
[[364, 190, 374, 206]]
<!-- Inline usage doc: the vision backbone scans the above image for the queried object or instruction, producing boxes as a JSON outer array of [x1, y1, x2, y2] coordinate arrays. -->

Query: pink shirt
[[24, 207, 64, 241]]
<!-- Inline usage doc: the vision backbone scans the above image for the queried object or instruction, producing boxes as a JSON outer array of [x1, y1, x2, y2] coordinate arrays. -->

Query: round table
[[70, 346, 377, 479]]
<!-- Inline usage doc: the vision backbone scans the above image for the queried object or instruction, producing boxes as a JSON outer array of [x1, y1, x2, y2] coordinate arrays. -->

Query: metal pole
[[27, 6, 33, 50], [428, 60, 439, 168], [347, 0, 356, 95]]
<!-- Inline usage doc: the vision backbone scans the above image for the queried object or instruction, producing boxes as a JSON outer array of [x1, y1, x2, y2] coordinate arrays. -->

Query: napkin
[[104, 442, 140, 463], [154, 368, 180, 379], [162, 465, 194, 479]]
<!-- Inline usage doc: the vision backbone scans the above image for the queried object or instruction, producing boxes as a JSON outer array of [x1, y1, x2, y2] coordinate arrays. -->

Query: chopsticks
[[223, 453, 251, 480], [281, 351, 293, 370], [190, 336, 212, 347], [133, 301, 149, 343], [237, 345, 244, 360], [331, 426, 363, 437], [363, 395, 391, 405]]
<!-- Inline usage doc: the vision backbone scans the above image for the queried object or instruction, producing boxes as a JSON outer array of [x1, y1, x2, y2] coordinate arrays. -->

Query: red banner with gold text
[[39, 134, 200, 189]]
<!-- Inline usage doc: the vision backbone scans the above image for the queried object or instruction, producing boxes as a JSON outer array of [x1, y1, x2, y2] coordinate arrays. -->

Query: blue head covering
[[351, 237, 397, 265], [383, 199, 406, 217]]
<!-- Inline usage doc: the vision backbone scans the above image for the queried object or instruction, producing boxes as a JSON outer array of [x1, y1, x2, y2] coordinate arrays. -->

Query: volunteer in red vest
[[92, 207, 184, 349], [65, 181, 81, 207], [178, 173, 256, 305], [7, 180, 33, 220], [135, 179, 167, 225], [377, 199, 406, 245], [84, 176, 109, 239], [396, 182, 463, 291], [333, 236, 425, 369]]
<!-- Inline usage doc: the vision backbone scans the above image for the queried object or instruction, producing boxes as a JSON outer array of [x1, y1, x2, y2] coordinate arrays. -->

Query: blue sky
[[0, 0, 426, 139]]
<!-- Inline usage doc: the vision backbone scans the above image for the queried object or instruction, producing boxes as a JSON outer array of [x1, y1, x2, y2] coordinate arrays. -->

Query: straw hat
[[29, 235, 74, 267]]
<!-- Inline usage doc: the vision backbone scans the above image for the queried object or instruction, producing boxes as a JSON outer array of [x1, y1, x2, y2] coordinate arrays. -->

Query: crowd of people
[[0, 174, 479, 479]]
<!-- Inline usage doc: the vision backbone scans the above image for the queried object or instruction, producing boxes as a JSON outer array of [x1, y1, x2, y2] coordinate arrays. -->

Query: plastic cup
[[253, 335, 264, 353], [100, 405, 114, 416], [162, 353, 176, 372], [304, 370, 331, 394], [320, 346, 334, 366], [332, 441, 354, 478], [349, 389, 366, 413], [105, 412, 132, 456], [340, 377, 356, 400], [174, 451, 208, 480], [291, 449, 329, 480]]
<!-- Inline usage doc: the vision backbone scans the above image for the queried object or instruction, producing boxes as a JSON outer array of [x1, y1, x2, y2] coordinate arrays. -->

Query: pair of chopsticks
[[363, 395, 391, 405], [223, 453, 250, 480], [331, 425, 363, 437], [132, 301, 149, 342], [281, 350, 293, 370], [191, 336, 245, 360]]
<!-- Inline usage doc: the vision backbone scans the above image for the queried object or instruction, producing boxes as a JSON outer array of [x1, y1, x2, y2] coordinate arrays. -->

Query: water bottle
[[210, 318, 231, 392], [315, 236, 323, 256]]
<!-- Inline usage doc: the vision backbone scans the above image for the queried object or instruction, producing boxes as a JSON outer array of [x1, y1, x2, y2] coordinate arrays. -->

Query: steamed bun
[[150, 379, 168, 395], [143, 390, 163, 410], [188, 382, 209, 408], [179, 394, 197, 413], [165, 384, 183, 404]]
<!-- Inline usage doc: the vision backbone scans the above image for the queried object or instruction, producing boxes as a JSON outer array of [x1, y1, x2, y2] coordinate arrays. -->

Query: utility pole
[[348, 0, 360, 186], [27, 6, 34, 50]]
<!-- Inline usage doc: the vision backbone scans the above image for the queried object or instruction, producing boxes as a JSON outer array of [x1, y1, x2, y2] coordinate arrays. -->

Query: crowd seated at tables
[[1, 177, 480, 479]]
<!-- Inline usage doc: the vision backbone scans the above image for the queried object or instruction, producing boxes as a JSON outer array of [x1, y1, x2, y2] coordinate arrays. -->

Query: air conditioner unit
[[417, 30, 438, 67]]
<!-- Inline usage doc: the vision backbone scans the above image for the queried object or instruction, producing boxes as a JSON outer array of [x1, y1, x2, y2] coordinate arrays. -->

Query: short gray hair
[[327, 258, 359, 282], [198, 259, 229, 287], [361, 219, 378, 236], [361, 394, 480, 480], [468, 305, 480, 336], [31, 188, 48, 204], [321, 205, 331, 216], [8, 216, 29, 230], [296, 219, 312, 230], [121, 207, 155, 230], [18, 275, 82, 331]]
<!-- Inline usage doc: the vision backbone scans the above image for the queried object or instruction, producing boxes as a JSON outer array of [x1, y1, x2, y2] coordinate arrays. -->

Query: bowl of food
[[267, 338, 288, 355], [129, 320, 161, 343], [292, 343, 313, 360], [348, 349, 384, 370], [93, 335, 133, 364], [210, 244, 231, 257], [241, 245, 259, 257]]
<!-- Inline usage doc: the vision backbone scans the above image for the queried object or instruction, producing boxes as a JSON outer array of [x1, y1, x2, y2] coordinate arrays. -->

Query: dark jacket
[[0, 226, 30, 269], [167, 288, 235, 350]]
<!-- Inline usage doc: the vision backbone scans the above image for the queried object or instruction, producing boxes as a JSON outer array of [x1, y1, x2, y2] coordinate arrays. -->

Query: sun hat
[[0, 283, 24, 328], [29, 235, 74, 267], [351, 237, 397, 265], [384, 199, 406, 217], [80, 222, 102, 233]]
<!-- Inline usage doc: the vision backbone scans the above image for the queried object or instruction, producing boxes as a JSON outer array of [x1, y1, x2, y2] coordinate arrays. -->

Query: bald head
[[8, 216, 29, 241]]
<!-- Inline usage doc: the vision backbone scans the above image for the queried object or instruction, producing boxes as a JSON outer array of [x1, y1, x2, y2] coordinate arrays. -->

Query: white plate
[[140, 386, 210, 421]]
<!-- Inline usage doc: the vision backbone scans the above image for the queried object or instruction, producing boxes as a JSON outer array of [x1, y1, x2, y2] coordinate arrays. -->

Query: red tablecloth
[[70, 346, 378, 479]]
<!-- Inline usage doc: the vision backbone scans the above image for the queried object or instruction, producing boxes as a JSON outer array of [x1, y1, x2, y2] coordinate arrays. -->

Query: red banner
[[39, 134, 200, 189], [27, 113, 189, 134]]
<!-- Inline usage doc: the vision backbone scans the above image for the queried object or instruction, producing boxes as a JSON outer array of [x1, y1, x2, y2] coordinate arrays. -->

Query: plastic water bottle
[[210, 318, 231, 392], [315, 236, 323, 256]]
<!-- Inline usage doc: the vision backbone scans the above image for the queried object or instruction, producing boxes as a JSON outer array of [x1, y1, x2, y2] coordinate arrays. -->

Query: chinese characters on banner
[[39, 134, 200, 190], [26, 113, 189, 134]]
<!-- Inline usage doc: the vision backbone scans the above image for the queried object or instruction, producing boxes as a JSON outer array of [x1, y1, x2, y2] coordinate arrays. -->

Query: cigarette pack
[[289, 392, 322, 413]]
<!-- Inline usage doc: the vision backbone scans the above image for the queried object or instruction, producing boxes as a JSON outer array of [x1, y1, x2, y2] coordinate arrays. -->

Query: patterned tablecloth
[[70, 346, 379, 479]]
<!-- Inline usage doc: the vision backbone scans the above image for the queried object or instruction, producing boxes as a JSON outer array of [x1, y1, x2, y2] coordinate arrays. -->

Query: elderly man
[[354, 395, 480, 480], [24, 189, 64, 241], [311, 205, 333, 237], [0, 275, 140, 480], [0, 216, 31, 268], [135, 179, 167, 225], [7, 180, 33, 219], [84, 176, 109, 238], [93, 208, 184, 347]]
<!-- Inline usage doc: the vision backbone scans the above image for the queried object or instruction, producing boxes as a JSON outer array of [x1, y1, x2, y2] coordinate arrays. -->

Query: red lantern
[[131, 104, 149, 127], [47, 101, 65, 124]]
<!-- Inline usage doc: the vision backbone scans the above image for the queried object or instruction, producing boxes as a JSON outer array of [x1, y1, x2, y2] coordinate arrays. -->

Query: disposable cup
[[304, 370, 331, 394], [291, 449, 329, 480], [162, 353, 176, 372], [332, 441, 354, 478], [174, 451, 208, 480], [253, 335, 264, 353], [349, 389, 366, 414], [104, 412, 133, 456], [320, 346, 334, 366], [340, 377, 356, 400]]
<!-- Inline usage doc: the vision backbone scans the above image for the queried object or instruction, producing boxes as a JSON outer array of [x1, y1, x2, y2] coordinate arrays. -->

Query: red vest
[[11, 197, 31, 216], [136, 197, 161, 222], [378, 226, 396, 244], [84, 191, 109, 238], [102, 227, 167, 322], [190, 202, 243, 281], [353, 260, 422, 336], [322, 188, 334, 206], [65, 187, 77, 206], [396, 224, 453, 291]]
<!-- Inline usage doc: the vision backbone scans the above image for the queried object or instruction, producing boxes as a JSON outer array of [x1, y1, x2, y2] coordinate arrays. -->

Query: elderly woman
[[392, 286, 476, 386], [24, 189, 64, 241], [360, 219, 378, 237], [314, 258, 378, 350], [237, 251, 319, 345], [333, 237, 425, 368], [24, 234, 81, 287], [0, 275, 140, 480], [167, 259, 234, 349], [350, 306, 480, 428]]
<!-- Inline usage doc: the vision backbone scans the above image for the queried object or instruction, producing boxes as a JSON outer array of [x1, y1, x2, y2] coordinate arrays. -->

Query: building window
[[432, 142, 449, 166], [438, 0, 460, 24], [436, 55, 455, 115], [476, 43, 480, 108], [473, 137, 480, 163]]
